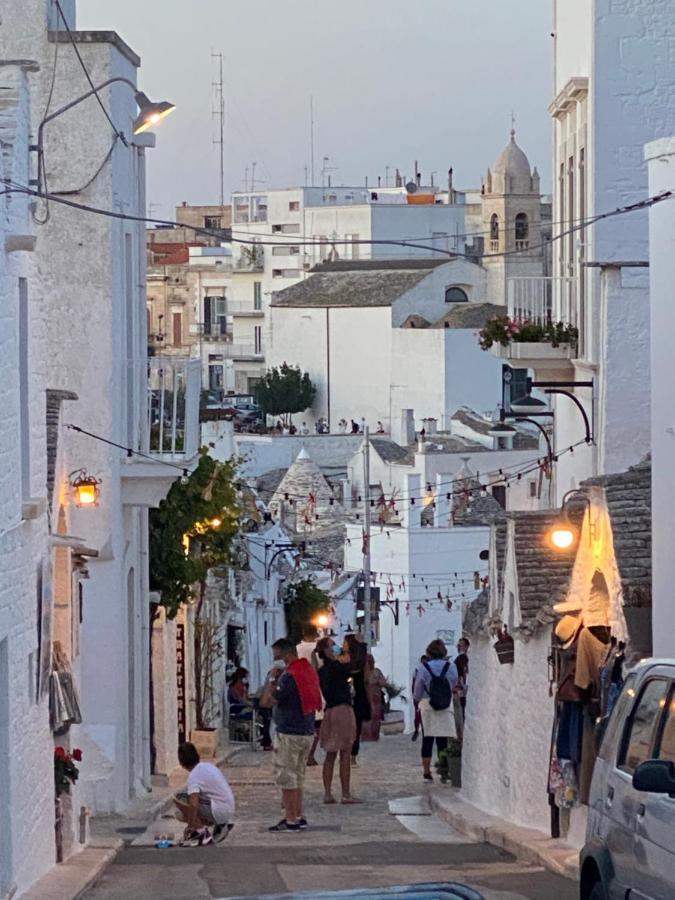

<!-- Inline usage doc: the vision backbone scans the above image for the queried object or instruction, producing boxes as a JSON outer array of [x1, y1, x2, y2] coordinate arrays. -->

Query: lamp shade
[[70, 470, 102, 508], [510, 394, 549, 416], [133, 91, 176, 134]]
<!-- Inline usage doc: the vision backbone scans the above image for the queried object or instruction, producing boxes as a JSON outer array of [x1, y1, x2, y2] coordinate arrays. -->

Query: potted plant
[[435, 737, 462, 786], [190, 616, 224, 758], [54, 745, 82, 796], [478, 315, 578, 353]]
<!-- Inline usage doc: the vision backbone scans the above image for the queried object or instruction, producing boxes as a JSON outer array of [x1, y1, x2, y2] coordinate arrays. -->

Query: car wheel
[[587, 880, 606, 900]]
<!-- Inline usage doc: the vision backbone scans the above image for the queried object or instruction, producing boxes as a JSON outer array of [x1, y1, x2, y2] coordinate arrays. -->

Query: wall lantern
[[547, 489, 590, 552], [314, 613, 330, 629], [69, 469, 102, 508]]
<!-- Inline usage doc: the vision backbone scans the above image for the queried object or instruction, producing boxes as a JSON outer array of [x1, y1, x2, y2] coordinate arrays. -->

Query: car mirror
[[632, 759, 675, 796]]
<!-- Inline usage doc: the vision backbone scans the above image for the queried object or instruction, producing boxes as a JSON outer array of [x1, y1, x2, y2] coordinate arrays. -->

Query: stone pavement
[[80, 735, 578, 900]]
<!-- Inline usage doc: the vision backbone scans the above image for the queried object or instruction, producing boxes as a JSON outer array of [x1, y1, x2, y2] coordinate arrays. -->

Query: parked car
[[580, 658, 675, 900]]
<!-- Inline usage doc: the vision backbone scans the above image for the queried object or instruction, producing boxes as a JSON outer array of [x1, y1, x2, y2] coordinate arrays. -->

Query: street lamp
[[33, 78, 175, 191], [546, 490, 590, 552], [69, 469, 102, 507]]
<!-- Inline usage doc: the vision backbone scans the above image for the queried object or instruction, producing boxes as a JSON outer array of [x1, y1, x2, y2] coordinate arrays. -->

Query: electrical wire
[[52, 136, 120, 196], [54, 0, 127, 145], [64, 423, 190, 476], [2, 180, 670, 261]]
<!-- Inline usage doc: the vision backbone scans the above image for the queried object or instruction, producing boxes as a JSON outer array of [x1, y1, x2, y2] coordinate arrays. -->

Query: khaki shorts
[[273, 733, 313, 789]]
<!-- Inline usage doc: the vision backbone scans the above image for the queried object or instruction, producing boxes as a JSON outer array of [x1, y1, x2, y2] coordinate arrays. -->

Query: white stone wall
[[647, 137, 675, 657], [461, 633, 555, 834], [0, 64, 56, 897], [151, 605, 178, 777]]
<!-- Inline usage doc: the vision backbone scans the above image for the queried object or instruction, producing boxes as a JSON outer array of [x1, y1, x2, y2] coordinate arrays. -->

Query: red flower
[[54, 746, 67, 760], [72, 748, 83, 762]]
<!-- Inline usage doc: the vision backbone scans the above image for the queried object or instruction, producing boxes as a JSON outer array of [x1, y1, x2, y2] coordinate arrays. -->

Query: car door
[[632, 676, 675, 900], [597, 678, 668, 895]]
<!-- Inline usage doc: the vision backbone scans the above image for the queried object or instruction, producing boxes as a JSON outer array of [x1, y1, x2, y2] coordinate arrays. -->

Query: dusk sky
[[80, 0, 553, 219]]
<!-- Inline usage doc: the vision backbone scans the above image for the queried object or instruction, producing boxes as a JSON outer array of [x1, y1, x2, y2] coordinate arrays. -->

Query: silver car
[[580, 659, 675, 900]]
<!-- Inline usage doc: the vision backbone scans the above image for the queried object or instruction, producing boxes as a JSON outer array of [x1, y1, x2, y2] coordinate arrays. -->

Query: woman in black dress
[[342, 634, 371, 766]]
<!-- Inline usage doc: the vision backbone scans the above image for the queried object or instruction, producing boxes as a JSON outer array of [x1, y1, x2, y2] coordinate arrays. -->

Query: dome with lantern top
[[485, 129, 539, 196]]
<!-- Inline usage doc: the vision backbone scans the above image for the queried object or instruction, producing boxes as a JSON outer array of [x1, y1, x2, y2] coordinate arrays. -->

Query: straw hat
[[554, 614, 583, 649], [553, 595, 583, 615]]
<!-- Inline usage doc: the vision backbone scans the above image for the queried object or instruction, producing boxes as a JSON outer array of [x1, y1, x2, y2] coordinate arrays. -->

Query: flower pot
[[190, 728, 219, 759]]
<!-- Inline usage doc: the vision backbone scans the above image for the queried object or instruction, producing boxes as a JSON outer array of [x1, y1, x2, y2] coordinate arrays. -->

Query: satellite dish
[[405, 181, 418, 194]]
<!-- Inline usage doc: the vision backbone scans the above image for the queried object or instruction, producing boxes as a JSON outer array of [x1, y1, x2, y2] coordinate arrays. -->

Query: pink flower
[[54, 746, 67, 760], [72, 748, 83, 762]]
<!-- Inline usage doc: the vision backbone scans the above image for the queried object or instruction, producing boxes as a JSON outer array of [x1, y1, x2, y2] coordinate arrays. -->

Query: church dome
[[488, 130, 535, 194]]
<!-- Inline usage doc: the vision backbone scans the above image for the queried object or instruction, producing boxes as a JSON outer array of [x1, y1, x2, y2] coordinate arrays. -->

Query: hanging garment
[[556, 701, 584, 763], [574, 627, 610, 691]]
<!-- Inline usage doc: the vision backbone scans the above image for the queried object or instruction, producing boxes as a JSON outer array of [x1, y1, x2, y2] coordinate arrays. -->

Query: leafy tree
[[149, 451, 241, 618], [283, 577, 331, 644], [254, 362, 316, 424]]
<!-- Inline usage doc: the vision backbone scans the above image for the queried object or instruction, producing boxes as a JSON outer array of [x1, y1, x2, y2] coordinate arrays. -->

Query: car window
[[619, 679, 669, 773], [598, 673, 637, 762], [655, 687, 675, 764]]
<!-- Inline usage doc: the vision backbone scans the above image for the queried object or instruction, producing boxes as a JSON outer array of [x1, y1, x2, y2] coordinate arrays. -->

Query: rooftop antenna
[[511, 110, 516, 139], [211, 50, 225, 206], [310, 96, 315, 187]]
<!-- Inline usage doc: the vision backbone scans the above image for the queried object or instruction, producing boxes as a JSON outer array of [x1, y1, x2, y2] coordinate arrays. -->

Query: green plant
[[149, 451, 241, 618], [253, 363, 316, 425], [54, 746, 82, 796], [478, 315, 579, 351], [382, 680, 407, 704], [283, 577, 331, 644]]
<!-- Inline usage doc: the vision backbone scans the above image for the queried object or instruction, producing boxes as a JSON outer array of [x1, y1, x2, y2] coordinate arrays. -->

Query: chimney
[[401, 409, 415, 446], [416, 171, 422, 187], [365, 176, 368, 188], [434, 473, 453, 527], [395, 168, 402, 188], [377, 175, 381, 187], [448, 168, 453, 193]]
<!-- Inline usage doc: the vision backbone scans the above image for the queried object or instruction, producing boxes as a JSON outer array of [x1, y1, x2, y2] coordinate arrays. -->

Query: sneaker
[[423, 773, 433, 783], [268, 819, 300, 832], [296, 817, 308, 830], [180, 827, 213, 847], [213, 823, 234, 844]]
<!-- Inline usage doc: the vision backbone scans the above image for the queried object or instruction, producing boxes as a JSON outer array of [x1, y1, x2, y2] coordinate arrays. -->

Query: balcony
[[225, 301, 264, 317], [220, 342, 264, 360], [122, 357, 201, 507], [488, 276, 579, 378]]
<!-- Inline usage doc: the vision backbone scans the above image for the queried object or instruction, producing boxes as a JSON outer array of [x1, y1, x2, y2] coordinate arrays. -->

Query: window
[[254, 326, 262, 355], [253, 281, 262, 310], [619, 679, 670, 773], [445, 286, 468, 303], [172, 311, 182, 346], [204, 215, 221, 230], [288, 201, 300, 212], [491, 485, 506, 509], [567, 156, 575, 275], [272, 245, 300, 255], [529, 480, 538, 499], [203, 295, 227, 336], [19, 278, 29, 501], [490, 214, 499, 251], [515, 213, 529, 250], [656, 690, 675, 763], [496, 437, 509, 450], [272, 269, 283, 278], [272, 224, 282, 233]]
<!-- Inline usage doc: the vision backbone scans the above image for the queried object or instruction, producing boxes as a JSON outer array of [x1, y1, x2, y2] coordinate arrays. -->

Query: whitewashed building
[[1, 2, 199, 891]]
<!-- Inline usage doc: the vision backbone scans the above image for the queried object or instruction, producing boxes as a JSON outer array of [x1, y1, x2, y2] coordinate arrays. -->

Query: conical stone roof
[[269, 447, 342, 531]]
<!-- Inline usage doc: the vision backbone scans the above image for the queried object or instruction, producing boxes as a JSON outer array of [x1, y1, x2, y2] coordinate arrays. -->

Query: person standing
[[413, 639, 458, 782], [411, 654, 429, 742], [315, 638, 360, 804], [296, 625, 322, 766], [454, 637, 470, 739], [361, 654, 386, 742], [268, 638, 322, 832], [343, 634, 371, 766]]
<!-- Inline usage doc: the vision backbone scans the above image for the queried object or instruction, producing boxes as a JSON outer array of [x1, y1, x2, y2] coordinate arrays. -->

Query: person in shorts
[[269, 638, 322, 832], [174, 742, 235, 846], [315, 637, 360, 804]]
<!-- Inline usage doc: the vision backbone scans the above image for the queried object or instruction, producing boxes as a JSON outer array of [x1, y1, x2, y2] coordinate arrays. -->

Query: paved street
[[84, 735, 578, 900]]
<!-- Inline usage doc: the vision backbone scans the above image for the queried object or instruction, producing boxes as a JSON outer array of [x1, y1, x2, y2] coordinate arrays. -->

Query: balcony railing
[[507, 276, 578, 328], [146, 357, 201, 460], [225, 301, 264, 316], [219, 343, 264, 359]]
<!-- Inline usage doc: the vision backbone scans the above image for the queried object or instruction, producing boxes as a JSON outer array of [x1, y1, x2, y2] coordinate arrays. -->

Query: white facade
[[646, 136, 675, 657], [0, 62, 56, 898], [0, 3, 195, 892], [339, 523, 487, 730], [549, 0, 675, 500]]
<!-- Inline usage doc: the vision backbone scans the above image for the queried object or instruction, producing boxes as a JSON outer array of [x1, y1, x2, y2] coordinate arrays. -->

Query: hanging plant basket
[[494, 626, 515, 665]]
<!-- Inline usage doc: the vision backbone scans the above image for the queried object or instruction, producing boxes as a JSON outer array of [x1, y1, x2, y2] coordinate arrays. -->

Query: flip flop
[[306, 759, 319, 767], [340, 797, 363, 804], [323, 797, 337, 804]]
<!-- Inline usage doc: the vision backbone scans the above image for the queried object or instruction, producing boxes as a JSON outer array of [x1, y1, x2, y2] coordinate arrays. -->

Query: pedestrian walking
[[296, 625, 322, 766], [413, 639, 458, 782], [410, 654, 429, 742], [315, 638, 360, 804], [342, 634, 371, 766], [173, 742, 235, 846], [268, 638, 322, 832]]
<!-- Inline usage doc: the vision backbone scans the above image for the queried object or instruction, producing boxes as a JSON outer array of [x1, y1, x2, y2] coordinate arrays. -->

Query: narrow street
[[83, 736, 577, 900]]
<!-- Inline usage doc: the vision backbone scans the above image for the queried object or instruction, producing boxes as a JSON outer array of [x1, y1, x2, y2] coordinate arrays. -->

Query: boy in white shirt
[[174, 742, 235, 846]]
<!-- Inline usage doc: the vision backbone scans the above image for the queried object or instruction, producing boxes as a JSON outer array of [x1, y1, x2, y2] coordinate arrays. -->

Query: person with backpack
[[412, 639, 458, 782]]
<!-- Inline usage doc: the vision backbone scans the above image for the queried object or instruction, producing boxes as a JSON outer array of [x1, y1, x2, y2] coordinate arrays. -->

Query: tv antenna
[[212, 50, 225, 205]]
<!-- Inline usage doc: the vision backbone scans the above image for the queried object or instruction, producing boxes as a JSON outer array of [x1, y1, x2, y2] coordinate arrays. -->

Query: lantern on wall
[[69, 470, 102, 508], [546, 490, 590, 552]]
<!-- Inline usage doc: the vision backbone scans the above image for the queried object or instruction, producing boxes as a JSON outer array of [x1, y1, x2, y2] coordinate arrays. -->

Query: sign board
[[176, 623, 187, 743]]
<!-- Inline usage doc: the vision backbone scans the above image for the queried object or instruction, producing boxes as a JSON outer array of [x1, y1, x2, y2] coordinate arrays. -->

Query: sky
[[79, 0, 553, 219]]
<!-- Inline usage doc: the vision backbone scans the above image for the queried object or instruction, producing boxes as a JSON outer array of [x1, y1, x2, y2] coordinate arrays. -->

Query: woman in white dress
[[412, 639, 458, 782]]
